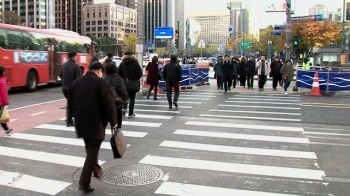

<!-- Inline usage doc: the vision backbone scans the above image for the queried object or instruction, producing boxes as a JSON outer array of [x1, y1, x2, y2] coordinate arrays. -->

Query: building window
[[87, 13, 89, 18], [93, 13, 95, 17], [92, 21, 96, 25], [99, 12, 101, 17], [86, 21, 90, 25], [103, 33, 108, 37], [92, 27, 96, 31], [98, 20, 102, 25], [86, 27, 90, 31], [105, 12, 107, 17], [103, 26, 108, 31], [104, 20, 108, 25]]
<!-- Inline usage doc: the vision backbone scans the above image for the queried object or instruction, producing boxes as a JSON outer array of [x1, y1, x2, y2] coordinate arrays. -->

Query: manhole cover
[[100, 164, 164, 186]]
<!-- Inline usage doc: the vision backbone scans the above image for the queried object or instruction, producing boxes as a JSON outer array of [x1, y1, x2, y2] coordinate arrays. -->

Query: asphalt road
[[1, 82, 350, 195]]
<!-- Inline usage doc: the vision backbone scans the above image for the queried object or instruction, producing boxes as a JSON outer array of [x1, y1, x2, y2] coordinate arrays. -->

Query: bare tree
[[1, 10, 21, 25]]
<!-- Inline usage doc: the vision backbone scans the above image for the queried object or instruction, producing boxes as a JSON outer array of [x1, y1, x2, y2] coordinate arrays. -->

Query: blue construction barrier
[[158, 64, 209, 90], [296, 70, 350, 92]]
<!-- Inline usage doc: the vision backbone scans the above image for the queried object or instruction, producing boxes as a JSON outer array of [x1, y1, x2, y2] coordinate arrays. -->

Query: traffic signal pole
[[285, 0, 292, 60]]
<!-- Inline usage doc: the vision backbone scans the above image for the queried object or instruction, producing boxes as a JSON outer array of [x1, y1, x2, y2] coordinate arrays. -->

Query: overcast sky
[[186, 0, 343, 33]]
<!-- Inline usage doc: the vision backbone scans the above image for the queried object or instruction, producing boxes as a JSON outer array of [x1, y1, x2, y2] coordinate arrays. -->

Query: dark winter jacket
[[270, 60, 282, 75], [163, 62, 182, 83], [60, 59, 82, 91], [118, 55, 143, 81], [222, 60, 233, 76], [238, 61, 246, 76], [245, 60, 256, 75], [214, 62, 223, 76], [145, 62, 160, 85], [232, 61, 239, 76], [104, 74, 129, 109]]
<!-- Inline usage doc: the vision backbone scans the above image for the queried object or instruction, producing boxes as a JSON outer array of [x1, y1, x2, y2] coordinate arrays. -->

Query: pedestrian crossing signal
[[175, 30, 179, 37], [293, 36, 299, 47]]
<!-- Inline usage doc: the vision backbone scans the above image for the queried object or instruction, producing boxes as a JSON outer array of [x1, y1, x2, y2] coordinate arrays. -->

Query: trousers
[[79, 139, 102, 188], [166, 80, 179, 105]]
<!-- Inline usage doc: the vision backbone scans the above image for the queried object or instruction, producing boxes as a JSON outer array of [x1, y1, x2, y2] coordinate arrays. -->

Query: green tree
[[256, 25, 284, 55], [208, 45, 217, 54], [124, 32, 138, 53], [1, 10, 21, 25], [97, 36, 117, 55]]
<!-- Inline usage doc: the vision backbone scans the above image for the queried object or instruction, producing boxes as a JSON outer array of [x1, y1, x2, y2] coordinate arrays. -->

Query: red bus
[[0, 23, 95, 92]]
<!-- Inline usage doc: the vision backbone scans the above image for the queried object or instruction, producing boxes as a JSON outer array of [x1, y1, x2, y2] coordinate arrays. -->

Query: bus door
[[48, 43, 58, 82]]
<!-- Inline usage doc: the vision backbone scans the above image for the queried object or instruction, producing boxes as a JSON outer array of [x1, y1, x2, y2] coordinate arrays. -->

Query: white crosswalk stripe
[[136, 118, 328, 195], [202, 93, 302, 122]]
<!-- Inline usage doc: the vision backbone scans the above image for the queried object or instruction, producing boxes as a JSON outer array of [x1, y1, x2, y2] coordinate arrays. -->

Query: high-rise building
[[227, 1, 250, 41], [83, 2, 137, 44], [309, 4, 328, 17], [188, 11, 230, 44], [55, 0, 93, 34], [0, 0, 55, 28], [117, 0, 144, 39], [185, 18, 200, 55], [144, 0, 185, 51]]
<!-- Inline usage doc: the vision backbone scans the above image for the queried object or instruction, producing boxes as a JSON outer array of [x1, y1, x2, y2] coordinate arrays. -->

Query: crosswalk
[[200, 92, 302, 122], [0, 90, 336, 195]]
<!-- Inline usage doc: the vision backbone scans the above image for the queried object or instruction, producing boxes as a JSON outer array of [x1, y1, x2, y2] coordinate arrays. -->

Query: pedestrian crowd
[[60, 51, 182, 193], [214, 55, 295, 95]]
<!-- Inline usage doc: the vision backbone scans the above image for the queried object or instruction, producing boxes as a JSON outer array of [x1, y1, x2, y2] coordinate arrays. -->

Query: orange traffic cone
[[310, 72, 321, 96]]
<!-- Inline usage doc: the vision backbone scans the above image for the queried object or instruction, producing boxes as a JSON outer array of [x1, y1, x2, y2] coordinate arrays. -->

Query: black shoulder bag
[[124, 78, 140, 93]]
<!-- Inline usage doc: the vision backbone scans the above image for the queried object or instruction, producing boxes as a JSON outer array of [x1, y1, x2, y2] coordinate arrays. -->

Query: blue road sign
[[228, 25, 233, 34], [271, 31, 282, 36], [273, 25, 283, 30], [146, 40, 152, 47]]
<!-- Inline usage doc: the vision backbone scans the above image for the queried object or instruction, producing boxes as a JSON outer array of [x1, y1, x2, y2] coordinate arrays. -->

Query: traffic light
[[293, 36, 299, 47], [175, 30, 179, 37], [175, 39, 179, 49]]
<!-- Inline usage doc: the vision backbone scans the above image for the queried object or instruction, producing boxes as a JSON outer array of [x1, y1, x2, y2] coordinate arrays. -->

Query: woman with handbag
[[104, 63, 129, 129], [145, 56, 160, 100], [280, 60, 295, 95], [0, 65, 12, 135]]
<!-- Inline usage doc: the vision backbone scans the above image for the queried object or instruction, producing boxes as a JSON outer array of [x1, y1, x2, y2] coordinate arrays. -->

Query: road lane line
[[0, 146, 105, 167], [229, 97, 300, 102], [218, 104, 300, 110], [224, 100, 301, 105], [136, 104, 192, 108], [160, 140, 317, 159], [0, 170, 70, 195], [36, 123, 148, 138], [209, 109, 301, 115], [174, 129, 310, 144], [200, 114, 301, 122], [185, 121, 304, 132], [155, 182, 302, 196], [30, 111, 47, 116], [137, 100, 202, 104], [8, 99, 65, 112], [139, 155, 325, 180]]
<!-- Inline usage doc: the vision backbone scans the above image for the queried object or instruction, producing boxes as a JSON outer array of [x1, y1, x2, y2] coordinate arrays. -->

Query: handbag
[[282, 74, 287, 80], [0, 107, 9, 123], [106, 75, 125, 105], [124, 79, 140, 92], [110, 128, 127, 158]]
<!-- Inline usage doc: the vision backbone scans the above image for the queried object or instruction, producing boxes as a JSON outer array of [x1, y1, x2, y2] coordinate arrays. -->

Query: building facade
[[144, 0, 185, 51], [116, 0, 144, 39], [309, 4, 328, 17], [188, 11, 230, 45], [185, 18, 200, 54], [83, 2, 137, 44], [0, 0, 55, 28]]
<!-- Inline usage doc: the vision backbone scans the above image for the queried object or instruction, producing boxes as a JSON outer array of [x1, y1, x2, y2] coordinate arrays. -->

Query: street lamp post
[[342, 0, 349, 63]]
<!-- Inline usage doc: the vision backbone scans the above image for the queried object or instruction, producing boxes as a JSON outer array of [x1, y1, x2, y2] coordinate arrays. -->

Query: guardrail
[[296, 65, 350, 93]]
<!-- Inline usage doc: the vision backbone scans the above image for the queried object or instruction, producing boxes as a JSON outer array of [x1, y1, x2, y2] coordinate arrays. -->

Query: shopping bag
[[0, 108, 10, 123]]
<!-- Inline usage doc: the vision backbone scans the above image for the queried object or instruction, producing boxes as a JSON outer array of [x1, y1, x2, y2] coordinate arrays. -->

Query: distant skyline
[[186, 0, 343, 34]]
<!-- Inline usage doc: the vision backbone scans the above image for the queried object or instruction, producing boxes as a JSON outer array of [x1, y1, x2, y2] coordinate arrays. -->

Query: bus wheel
[[26, 71, 38, 92]]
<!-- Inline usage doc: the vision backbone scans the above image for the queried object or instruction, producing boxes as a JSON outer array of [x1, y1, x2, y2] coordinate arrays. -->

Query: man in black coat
[[118, 51, 143, 117], [222, 55, 233, 93], [68, 61, 117, 193], [246, 56, 256, 89], [270, 56, 283, 90], [60, 51, 82, 126], [163, 55, 182, 109]]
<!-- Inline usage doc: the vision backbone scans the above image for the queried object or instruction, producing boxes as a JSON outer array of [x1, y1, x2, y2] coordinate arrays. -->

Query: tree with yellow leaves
[[274, 20, 341, 54], [124, 32, 138, 53], [208, 45, 217, 54]]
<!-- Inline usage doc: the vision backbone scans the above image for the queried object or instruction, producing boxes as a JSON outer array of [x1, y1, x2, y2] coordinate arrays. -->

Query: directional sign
[[228, 25, 233, 34], [227, 41, 233, 49], [146, 40, 152, 47], [273, 25, 283, 30], [271, 31, 282, 36], [240, 42, 251, 49]]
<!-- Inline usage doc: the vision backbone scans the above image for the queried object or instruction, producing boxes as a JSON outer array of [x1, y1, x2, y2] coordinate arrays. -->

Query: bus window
[[61, 38, 76, 52], [30, 32, 49, 51], [22, 31, 39, 50], [7, 30, 23, 50], [0, 29, 7, 49], [76, 41, 86, 53]]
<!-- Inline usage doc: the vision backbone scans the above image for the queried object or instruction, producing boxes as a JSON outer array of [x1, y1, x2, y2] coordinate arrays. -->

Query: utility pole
[[240, 2, 243, 56], [342, 0, 348, 63], [285, 0, 292, 60], [228, 3, 234, 56]]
